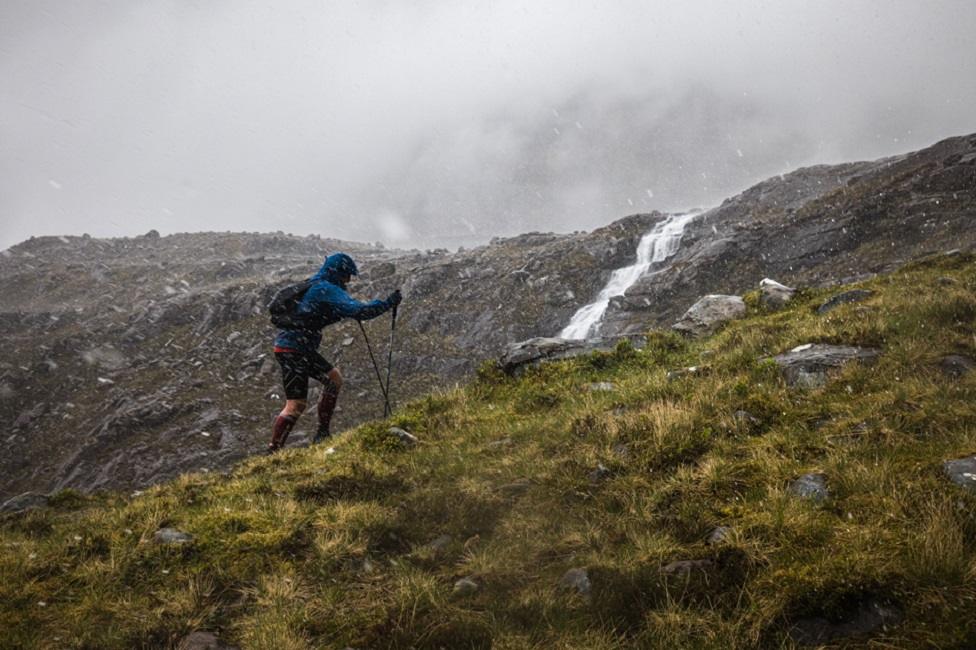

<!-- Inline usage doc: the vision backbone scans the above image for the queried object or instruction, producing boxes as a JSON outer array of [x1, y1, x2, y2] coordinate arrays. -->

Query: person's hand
[[388, 289, 402, 307]]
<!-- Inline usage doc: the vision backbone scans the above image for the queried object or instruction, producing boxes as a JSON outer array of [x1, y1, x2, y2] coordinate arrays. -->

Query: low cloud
[[1, 1, 974, 250]]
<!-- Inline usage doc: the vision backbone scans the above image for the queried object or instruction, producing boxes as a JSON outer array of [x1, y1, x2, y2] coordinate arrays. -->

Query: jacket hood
[[312, 252, 359, 282]]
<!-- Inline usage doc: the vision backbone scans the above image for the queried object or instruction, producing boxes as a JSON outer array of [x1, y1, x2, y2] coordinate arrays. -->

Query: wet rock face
[[599, 133, 976, 337]]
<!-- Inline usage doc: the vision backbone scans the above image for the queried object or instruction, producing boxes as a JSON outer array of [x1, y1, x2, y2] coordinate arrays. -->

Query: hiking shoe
[[264, 443, 282, 455], [311, 432, 331, 445]]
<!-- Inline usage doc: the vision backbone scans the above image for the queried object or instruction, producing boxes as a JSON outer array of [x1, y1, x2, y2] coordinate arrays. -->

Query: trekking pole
[[383, 305, 398, 417], [357, 320, 392, 416]]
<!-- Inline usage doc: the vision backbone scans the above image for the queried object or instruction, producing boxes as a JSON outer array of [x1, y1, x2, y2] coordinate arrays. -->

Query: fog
[[2, 1, 975, 251]]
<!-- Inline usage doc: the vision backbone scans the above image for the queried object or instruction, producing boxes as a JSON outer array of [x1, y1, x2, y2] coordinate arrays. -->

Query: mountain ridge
[[1, 132, 974, 499]]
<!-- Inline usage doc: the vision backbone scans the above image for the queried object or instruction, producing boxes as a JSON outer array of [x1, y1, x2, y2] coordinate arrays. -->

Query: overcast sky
[[2, 1, 975, 251]]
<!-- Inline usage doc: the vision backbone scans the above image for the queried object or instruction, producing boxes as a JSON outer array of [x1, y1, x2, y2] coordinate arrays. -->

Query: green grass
[[3, 253, 976, 649]]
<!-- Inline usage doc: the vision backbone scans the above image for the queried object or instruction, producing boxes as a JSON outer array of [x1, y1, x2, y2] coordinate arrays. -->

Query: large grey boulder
[[0, 492, 50, 513], [759, 278, 796, 310], [672, 295, 746, 338], [772, 344, 880, 388], [499, 336, 637, 374]]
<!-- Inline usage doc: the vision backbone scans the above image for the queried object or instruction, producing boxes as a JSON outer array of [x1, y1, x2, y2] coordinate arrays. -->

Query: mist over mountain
[[2, 2, 975, 249], [1, 132, 973, 500]]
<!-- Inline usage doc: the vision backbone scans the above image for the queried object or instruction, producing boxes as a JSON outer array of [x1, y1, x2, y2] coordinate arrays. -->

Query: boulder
[[771, 344, 880, 388], [939, 355, 975, 379], [661, 559, 714, 575], [706, 526, 733, 546], [178, 631, 239, 650], [453, 577, 479, 596], [944, 456, 976, 491], [759, 278, 796, 310], [672, 295, 746, 338], [790, 473, 828, 502], [817, 289, 874, 315], [558, 568, 592, 597], [1, 492, 50, 513], [499, 337, 634, 374], [789, 598, 903, 646], [389, 427, 419, 446]]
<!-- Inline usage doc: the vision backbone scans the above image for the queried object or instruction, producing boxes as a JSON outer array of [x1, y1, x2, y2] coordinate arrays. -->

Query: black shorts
[[276, 350, 335, 400]]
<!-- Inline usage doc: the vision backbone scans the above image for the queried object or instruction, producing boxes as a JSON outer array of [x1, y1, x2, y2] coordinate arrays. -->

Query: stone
[[734, 410, 760, 426], [789, 598, 903, 646], [499, 337, 634, 374], [389, 427, 418, 446], [771, 344, 880, 388], [0, 492, 50, 513], [672, 295, 746, 338], [453, 577, 479, 596], [939, 355, 975, 379], [706, 526, 732, 545], [178, 631, 239, 650], [585, 382, 615, 392], [667, 366, 704, 381], [661, 559, 714, 575], [817, 289, 874, 314], [944, 456, 976, 491], [588, 463, 611, 484], [759, 278, 796, 310], [497, 479, 532, 497], [426, 534, 452, 553], [153, 528, 194, 545], [790, 473, 828, 502], [611, 443, 631, 460], [559, 568, 591, 597]]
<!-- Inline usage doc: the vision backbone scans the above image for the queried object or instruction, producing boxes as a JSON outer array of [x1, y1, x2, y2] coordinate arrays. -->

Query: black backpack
[[267, 279, 315, 329]]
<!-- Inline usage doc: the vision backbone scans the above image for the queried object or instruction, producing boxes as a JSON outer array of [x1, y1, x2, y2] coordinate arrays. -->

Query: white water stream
[[559, 212, 699, 340]]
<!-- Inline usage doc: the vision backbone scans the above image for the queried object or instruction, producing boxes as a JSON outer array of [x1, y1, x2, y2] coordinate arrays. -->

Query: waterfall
[[559, 212, 698, 340]]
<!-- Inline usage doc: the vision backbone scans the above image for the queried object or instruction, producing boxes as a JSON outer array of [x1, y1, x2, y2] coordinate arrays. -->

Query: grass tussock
[[3, 252, 976, 648]]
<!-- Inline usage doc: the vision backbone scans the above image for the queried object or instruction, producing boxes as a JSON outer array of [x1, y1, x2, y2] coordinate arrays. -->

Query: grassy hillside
[[2, 252, 976, 649]]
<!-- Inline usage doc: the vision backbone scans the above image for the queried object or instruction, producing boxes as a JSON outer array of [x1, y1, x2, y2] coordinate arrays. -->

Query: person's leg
[[270, 399, 306, 451], [314, 368, 342, 443], [270, 352, 310, 452]]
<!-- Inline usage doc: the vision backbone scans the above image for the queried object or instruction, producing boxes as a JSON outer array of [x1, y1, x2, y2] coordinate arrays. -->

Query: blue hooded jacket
[[273, 253, 394, 353]]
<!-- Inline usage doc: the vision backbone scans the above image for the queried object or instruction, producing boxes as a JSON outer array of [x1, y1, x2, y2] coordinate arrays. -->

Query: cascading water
[[559, 212, 699, 340]]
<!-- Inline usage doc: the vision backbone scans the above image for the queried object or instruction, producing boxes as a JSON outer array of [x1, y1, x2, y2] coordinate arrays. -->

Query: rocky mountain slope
[[2, 251, 975, 648], [1, 132, 974, 499]]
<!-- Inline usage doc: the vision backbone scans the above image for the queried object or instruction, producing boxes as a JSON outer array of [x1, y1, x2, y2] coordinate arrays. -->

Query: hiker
[[268, 252, 401, 453]]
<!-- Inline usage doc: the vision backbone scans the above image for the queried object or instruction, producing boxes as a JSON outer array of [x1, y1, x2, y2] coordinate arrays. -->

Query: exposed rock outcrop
[[672, 295, 746, 337]]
